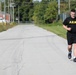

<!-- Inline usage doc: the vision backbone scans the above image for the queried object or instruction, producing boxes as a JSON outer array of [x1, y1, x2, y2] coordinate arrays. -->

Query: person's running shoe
[[73, 58, 76, 62], [68, 52, 72, 59]]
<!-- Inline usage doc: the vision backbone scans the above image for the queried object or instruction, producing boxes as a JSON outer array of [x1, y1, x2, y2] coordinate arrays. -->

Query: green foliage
[[33, 1, 58, 24], [14, 0, 33, 22], [0, 24, 6, 32], [44, 1, 58, 23], [60, 2, 68, 13], [2, 0, 76, 24], [70, 0, 76, 9], [33, 2, 47, 24], [36, 22, 66, 38], [14, 0, 58, 24], [0, 22, 17, 32], [29, 8, 34, 21]]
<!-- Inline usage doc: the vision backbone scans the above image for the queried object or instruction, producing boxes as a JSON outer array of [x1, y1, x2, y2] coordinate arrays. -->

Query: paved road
[[0, 24, 76, 75]]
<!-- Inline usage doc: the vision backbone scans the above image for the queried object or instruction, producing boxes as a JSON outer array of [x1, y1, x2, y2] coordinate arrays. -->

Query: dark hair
[[71, 9, 76, 12]]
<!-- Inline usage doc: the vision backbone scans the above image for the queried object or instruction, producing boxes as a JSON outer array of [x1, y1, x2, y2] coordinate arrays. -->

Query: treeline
[[1, 0, 76, 24], [13, 0, 76, 24], [14, 0, 33, 22], [13, 0, 58, 24], [33, 1, 58, 24]]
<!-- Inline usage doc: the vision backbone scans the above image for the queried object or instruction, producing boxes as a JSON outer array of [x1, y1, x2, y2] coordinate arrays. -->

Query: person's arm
[[63, 18, 71, 31], [63, 25, 71, 31]]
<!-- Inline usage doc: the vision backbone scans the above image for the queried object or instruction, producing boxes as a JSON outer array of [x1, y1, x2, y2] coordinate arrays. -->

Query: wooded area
[[1, 0, 76, 24]]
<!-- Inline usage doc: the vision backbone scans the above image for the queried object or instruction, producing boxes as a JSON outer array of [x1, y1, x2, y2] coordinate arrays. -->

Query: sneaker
[[73, 58, 76, 62], [68, 52, 72, 59]]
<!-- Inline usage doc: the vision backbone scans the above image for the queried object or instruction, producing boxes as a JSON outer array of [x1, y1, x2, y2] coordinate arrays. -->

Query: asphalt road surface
[[0, 24, 76, 75]]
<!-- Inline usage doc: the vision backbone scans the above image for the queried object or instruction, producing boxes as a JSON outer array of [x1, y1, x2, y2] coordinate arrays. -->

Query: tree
[[44, 1, 58, 23], [14, 0, 34, 22], [33, 2, 47, 24], [29, 8, 34, 21], [70, 0, 76, 9], [60, 1, 68, 13]]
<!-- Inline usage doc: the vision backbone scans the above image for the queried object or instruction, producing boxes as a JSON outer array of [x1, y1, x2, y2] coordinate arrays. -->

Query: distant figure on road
[[63, 9, 76, 62]]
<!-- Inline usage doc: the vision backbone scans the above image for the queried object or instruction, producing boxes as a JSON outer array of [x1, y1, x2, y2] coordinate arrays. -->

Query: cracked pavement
[[0, 24, 76, 75]]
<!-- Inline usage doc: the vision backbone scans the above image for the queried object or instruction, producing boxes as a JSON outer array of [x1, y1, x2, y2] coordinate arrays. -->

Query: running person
[[63, 9, 76, 62]]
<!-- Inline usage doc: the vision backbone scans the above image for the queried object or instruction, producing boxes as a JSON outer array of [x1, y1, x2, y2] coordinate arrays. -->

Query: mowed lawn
[[36, 22, 67, 39]]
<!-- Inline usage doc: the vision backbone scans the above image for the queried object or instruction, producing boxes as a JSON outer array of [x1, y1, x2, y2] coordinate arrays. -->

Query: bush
[[0, 23, 6, 32], [33, 2, 47, 24], [44, 1, 58, 23], [0, 22, 17, 32], [33, 1, 58, 24]]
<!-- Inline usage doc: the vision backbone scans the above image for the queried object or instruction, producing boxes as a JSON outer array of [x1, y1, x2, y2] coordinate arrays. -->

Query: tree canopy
[[1, 0, 76, 24], [14, 0, 33, 22]]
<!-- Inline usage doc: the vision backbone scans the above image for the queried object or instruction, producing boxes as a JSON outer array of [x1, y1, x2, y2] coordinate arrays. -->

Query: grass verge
[[0, 22, 17, 32], [36, 22, 67, 39]]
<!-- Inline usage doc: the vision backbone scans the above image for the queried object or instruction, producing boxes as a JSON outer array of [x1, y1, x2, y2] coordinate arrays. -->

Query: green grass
[[36, 22, 67, 39], [0, 22, 17, 32], [0, 24, 6, 32]]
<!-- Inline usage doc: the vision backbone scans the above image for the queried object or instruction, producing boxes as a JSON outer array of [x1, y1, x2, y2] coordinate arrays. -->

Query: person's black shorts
[[67, 32, 76, 45]]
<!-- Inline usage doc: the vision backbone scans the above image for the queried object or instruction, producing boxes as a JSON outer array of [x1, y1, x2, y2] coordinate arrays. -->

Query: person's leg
[[73, 44, 76, 57], [68, 45, 72, 51], [68, 45, 72, 59], [73, 44, 76, 62], [67, 32, 72, 59], [72, 34, 76, 62]]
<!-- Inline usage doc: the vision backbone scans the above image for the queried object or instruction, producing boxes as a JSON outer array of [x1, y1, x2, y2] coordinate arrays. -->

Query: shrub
[[0, 22, 17, 32]]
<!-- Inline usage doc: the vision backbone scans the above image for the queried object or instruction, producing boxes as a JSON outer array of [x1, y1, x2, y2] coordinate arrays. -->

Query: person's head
[[70, 9, 76, 19]]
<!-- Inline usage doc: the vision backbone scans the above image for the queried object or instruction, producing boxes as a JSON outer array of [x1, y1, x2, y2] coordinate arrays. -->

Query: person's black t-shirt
[[63, 17, 76, 33]]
